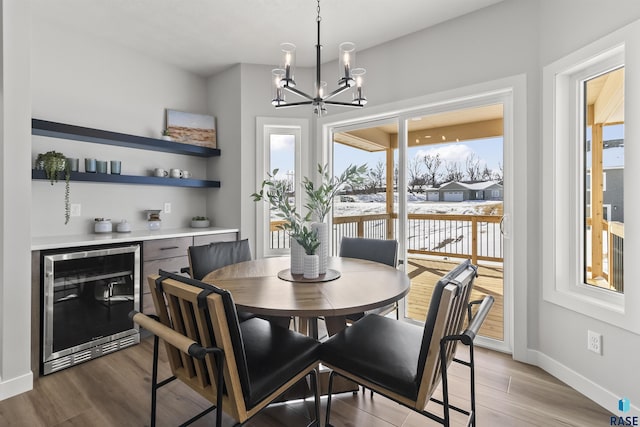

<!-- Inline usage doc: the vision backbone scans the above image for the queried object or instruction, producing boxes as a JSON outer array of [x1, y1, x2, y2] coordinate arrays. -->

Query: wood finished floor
[[0, 339, 611, 426]]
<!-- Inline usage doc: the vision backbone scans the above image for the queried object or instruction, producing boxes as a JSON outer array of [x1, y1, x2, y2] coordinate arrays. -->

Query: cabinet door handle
[[160, 246, 179, 250]]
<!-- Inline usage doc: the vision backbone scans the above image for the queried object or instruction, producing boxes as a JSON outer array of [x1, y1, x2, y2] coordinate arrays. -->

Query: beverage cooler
[[40, 243, 140, 375]]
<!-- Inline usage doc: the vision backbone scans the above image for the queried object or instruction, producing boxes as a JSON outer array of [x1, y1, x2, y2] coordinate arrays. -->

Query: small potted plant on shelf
[[191, 216, 211, 228], [161, 129, 173, 141], [35, 151, 71, 225]]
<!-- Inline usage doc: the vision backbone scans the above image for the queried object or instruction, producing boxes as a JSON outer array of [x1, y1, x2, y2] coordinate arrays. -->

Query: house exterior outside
[[603, 167, 623, 222], [435, 181, 503, 202]]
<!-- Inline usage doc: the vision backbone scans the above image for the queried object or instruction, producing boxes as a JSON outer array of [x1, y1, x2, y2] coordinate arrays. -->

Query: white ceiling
[[32, 0, 503, 77]]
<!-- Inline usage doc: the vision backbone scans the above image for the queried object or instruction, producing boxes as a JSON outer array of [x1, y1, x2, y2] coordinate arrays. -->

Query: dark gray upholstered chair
[[339, 237, 399, 320], [321, 260, 494, 427], [132, 271, 321, 427], [184, 239, 290, 327], [186, 239, 252, 280]]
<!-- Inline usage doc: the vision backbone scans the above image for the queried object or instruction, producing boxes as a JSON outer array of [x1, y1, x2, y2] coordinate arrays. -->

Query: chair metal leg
[[325, 371, 337, 427], [151, 334, 160, 427], [305, 369, 321, 427], [468, 344, 476, 427]]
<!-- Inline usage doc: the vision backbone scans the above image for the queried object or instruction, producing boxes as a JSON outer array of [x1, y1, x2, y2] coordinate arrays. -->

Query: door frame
[[317, 75, 527, 357]]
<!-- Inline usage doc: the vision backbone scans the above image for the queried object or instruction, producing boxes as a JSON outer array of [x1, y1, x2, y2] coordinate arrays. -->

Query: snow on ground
[[334, 193, 500, 217]]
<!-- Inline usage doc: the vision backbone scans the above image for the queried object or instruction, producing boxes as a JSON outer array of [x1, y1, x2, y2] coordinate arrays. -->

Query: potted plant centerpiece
[[35, 150, 72, 224], [252, 164, 365, 277], [252, 168, 314, 276], [302, 164, 366, 274]]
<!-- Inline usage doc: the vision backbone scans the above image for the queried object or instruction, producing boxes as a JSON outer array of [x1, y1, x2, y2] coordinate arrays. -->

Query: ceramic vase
[[303, 254, 319, 279], [290, 238, 305, 275], [311, 222, 328, 275]]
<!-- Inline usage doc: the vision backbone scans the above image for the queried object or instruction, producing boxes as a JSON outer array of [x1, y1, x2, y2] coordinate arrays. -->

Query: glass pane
[[583, 67, 624, 293], [268, 133, 295, 250], [332, 130, 396, 252], [404, 105, 504, 342]]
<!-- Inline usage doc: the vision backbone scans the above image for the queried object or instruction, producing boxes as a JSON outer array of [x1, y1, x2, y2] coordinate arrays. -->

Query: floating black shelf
[[32, 119, 221, 158], [32, 170, 221, 188]]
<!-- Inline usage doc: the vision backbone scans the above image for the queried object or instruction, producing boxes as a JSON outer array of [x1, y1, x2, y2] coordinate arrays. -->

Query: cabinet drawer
[[193, 232, 238, 246], [142, 256, 189, 286], [143, 237, 191, 260], [142, 256, 188, 316]]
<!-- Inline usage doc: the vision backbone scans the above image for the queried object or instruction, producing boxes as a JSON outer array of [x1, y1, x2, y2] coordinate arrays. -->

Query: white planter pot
[[290, 238, 305, 275], [311, 222, 328, 274], [303, 254, 319, 279]]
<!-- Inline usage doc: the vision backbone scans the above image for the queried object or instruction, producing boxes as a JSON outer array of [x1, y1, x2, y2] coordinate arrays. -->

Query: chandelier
[[271, 0, 367, 116]]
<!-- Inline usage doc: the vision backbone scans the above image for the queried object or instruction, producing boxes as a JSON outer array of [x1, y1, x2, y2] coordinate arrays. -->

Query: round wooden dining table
[[202, 256, 410, 336]]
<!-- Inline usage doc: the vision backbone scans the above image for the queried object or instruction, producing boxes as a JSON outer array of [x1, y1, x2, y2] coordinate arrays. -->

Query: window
[[255, 118, 308, 258], [582, 70, 624, 293], [542, 20, 639, 333]]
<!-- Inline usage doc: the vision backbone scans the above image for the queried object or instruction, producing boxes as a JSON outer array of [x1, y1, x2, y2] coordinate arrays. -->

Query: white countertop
[[31, 227, 240, 250]]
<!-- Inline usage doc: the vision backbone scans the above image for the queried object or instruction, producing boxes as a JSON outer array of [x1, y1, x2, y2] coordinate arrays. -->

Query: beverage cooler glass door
[[42, 244, 140, 374]]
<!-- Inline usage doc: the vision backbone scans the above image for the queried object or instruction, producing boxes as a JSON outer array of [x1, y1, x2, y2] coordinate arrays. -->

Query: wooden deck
[[405, 257, 504, 341]]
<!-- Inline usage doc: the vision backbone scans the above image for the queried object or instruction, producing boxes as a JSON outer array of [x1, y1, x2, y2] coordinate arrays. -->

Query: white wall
[[207, 63, 313, 253], [0, 0, 33, 400], [31, 18, 211, 235]]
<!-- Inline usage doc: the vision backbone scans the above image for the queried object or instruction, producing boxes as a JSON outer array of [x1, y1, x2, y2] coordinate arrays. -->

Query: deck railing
[[270, 213, 503, 264], [586, 218, 624, 292]]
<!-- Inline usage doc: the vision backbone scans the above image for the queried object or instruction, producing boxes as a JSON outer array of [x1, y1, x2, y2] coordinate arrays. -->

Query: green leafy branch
[[302, 163, 367, 222]]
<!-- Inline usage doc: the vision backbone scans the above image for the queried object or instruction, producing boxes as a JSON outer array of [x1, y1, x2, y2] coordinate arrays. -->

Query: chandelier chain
[[316, 0, 321, 22]]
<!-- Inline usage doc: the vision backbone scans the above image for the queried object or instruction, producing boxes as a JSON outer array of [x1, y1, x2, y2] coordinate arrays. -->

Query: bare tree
[[393, 162, 399, 190], [481, 164, 492, 181], [465, 153, 481, 181], [367, 160, 385, 192], [408, 157, 425, 194], [444, 161, 464, 183], [493, 162, 504, 183], [423, 153, 442, 187]]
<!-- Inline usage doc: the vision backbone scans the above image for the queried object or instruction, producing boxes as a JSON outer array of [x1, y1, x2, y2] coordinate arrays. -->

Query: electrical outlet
[[587, 330, 602, 355], [164, 202, 171, 214], [70, 203, 81, 217]]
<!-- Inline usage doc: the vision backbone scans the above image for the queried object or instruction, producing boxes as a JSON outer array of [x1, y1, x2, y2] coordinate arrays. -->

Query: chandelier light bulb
[[351, 68, 367, 105], [280, 43, 297, 88], [271, 68, 287, 106], [338, 42, 356, 87]]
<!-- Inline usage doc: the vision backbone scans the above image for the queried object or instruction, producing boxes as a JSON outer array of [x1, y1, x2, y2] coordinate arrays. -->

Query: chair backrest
[[188, 239, 252, 280], [339, 237, 398, 267], [414, 259, 477, 408], [149, 270, 253, 418]]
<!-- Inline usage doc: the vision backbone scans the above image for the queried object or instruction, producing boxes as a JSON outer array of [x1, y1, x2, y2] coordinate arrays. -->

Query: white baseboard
[[0, 371, 33, 401], [527, 349, 639, 417]]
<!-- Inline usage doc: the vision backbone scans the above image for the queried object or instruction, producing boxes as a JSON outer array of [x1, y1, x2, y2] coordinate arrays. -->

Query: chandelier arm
[[323, 101, 364, 107], [275, 101, 314, 108], [283, 85, 315, 101], [322, 84, 351, 101]]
